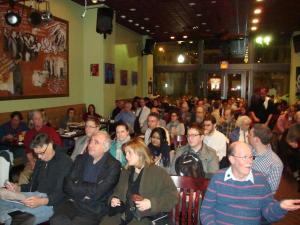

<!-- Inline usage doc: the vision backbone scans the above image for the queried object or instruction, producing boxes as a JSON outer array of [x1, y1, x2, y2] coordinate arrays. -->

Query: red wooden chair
[[170, 176, 209, 225]]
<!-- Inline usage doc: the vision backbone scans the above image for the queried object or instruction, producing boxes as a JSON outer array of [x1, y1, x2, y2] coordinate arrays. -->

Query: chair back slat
[[170, 176, 209, 225]]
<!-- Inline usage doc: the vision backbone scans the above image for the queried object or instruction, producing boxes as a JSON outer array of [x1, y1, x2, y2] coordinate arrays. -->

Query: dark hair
[[10, 111, 23, 120], [203, 114, 217, 125], [115, 121, 129, 131], [87, 104, 96, 113], [252, 124, 272, 145], [188, 123, 205, 136], [150, 127, 167, 144], [67, 107, 75, 114], [30, 133, 53, 149], [286, 124, 300, 145]]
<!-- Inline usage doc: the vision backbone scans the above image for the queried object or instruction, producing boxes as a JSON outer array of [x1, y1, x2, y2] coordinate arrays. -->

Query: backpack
[[175, 151, 205, 178]]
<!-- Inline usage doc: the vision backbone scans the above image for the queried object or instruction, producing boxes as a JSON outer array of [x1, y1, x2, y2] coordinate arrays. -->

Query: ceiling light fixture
[[170, 36, 175, 40], [144, 17, 150, 21], [146, 29, 150, 32], [256, 0, 263, 2], [155, 25, 160, 28], [251, 26, 258, 31], [129, 8, 136, 11], [196, 13, 202, 17], [134, 23, 139, 26], [128, 19, 133, 23], [5, 11, 21, 26], [140, 26, 145, 29], [254, 8, 262, 14], [211, 0, 217, 3], [193, 26, 199, 30], [91, 0, 98, 3], [120, 15, 126, 19], [201, 22, 207, 25], [252, 18, 259, 24], [183, 35, 188, 39], [188, 2, 196, 6]]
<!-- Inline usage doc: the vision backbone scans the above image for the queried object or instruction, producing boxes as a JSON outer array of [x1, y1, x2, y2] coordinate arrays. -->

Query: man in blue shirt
[[0, 111, 28, 158]]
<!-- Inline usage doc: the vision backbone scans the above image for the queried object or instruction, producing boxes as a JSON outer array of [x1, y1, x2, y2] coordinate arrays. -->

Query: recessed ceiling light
[[146, 29, 150, 32], [201, 22, 207, 25], [206, 29, 211, 32], [128, 19, 133, 23], [129, 8, 136, 11], [178, 41, 184, 44], [252, 18, 259, 23], [120, 15, 126, 19], [144, 17, 150, 21], [183, 35, 188, 39], [256, 0, 263, 2], [251, 26, 257, 31], [164, 31, 169, 34], [170, 36, 175, 40], [211, 0, 217, 3], [196, 13, 202, 17], [254, 8, 262, 14], [188, 2, 196, 6], [150, 32, 155, 35], [193, 26, 199, 30], [134, 23, 139, 26], [155, 25, 160, 28], [189, 41, 193, 44], [141, 26, 145, 29]]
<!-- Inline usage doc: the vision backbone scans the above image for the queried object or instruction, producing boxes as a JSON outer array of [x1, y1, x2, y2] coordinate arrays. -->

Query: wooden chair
[[170, 176, 209, 225]]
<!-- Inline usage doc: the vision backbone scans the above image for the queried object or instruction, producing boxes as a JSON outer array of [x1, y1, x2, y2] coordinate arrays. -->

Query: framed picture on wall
[[120, 70, 128, 85], [131, 71, 138, 85], [90, 64, 99, 76], [148, 81, 153, 94], [0, 3, 69, 100], [104, 63, 115, 84], [296, 66, 300, 96]]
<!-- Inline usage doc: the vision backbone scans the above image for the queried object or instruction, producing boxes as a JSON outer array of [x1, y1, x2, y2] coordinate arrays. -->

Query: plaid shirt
[[218, 120, 236, 138], [252, 145, 283, 193]]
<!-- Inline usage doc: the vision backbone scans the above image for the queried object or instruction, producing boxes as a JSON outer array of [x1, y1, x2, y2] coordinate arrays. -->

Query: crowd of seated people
[[1, 90, 300, 224]]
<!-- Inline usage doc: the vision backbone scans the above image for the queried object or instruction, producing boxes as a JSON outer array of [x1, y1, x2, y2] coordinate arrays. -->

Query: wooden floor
[[274, 173, 300, 225]]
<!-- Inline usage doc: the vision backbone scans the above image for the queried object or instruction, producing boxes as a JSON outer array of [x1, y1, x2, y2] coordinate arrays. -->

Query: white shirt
[[224, 166, 254, 183], [204, 130, 228, 161], [238, 129, 249, 144], [136, 106, 150, 128]]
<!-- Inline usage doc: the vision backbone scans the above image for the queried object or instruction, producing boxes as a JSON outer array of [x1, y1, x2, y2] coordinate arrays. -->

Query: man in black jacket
[[0, 133, 73, 225], [50, 131, 121, 225]]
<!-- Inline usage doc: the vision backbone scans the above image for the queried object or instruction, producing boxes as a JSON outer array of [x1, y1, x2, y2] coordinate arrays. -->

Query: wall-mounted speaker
[[96, 7, 113, 39], [142, 39, 155, 55], [293, 35, 300, 53]]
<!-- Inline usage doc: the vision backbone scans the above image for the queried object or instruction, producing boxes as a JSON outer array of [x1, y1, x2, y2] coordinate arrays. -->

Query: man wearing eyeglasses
[[0, 133, 72, 225], [201, 141, 300, 225], [248, 124, 283, 194], [171, 123, 219, 179]]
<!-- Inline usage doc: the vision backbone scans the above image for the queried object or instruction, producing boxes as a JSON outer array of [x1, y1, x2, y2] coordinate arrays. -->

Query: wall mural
[[0, 4, 68, 100]]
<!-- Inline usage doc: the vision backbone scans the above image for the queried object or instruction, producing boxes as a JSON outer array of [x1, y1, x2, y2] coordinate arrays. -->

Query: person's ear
[[228, 155, 234, 165]]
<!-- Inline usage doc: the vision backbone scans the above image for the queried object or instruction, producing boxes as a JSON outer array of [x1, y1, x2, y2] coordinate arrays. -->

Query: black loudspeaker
[[142, 39, 155, 55], [293, 35, 300, 53], [96, 7, 113, 39]]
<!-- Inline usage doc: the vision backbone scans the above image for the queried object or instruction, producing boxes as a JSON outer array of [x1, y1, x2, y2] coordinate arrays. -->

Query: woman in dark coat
[[100, 138, 178, 225]]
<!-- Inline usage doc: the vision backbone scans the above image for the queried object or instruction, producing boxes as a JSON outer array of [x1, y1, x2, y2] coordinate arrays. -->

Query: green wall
[[0, 1, 145, 118]]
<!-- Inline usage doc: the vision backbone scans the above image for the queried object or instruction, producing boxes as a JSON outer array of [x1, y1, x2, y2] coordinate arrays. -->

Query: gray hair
[[235, 116, 251, 128], [94, 130, 111, 151]]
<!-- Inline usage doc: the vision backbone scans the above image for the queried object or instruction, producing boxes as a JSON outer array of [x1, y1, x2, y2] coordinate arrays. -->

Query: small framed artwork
[[131, 71, 138, 85], [90, 64, 99, 76], [120, 70, 128, 85], [148, 81, 153, 94], [104, 63, 115, 84]]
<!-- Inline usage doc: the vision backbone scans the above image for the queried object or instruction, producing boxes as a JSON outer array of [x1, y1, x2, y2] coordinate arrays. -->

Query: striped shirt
[[200, 168, 287, 225], [252, 145, 283, 193]]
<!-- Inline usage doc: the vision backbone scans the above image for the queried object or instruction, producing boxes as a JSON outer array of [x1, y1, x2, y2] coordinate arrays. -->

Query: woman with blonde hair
[[101, 138, 177, 225], [229, 115, 252, 143]]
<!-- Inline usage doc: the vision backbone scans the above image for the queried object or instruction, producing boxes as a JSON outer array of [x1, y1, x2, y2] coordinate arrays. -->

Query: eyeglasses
[[187, 134, 200, 138], [230, 155, 256, 160], [35, 143, 49, 157], [85, 125, 97, 129]]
